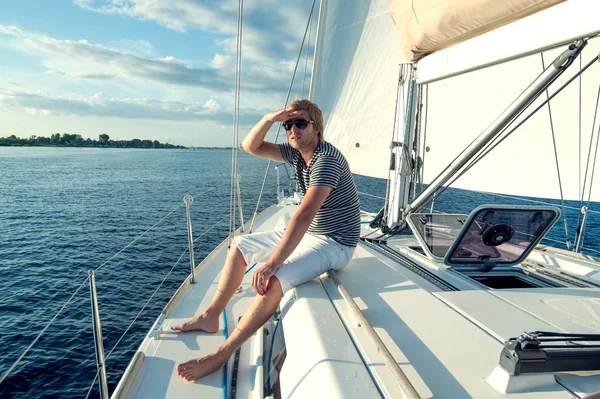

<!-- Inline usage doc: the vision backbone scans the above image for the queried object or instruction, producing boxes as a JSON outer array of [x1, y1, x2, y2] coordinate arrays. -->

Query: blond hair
[[289, 99, 324, 143]]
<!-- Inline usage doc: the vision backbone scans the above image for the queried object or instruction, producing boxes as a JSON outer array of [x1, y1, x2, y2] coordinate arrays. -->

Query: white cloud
[[45, 69, 118, 80], [211, 53, 233, 69], [0, 25, 232, 90], [0, 86, 264, 124], [203, 99, 221, 110], [0, 24, 294, 94], [72, 0, 314, 63]]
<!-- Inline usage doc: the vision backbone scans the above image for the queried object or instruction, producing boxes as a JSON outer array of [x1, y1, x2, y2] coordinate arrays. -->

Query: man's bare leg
[[171, 241, 247, 333], [177, 277, 283, 382]]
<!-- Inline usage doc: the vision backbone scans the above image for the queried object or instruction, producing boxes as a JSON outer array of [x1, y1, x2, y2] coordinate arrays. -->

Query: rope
[[541, 53, 571, 249], [221, 309, 229, 399], [250, 0, 317, 233], [0, 277, 89, 385]]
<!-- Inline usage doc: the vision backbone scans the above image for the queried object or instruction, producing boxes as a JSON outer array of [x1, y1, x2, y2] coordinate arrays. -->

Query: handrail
[[327, 270, 421, 399]]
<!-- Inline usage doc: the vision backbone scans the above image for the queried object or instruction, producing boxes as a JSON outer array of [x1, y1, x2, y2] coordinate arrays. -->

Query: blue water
[[0, 147, 598, 398]]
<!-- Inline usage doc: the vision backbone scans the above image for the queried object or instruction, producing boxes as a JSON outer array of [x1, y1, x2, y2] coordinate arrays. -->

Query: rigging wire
[[358, 191, 386, 200], [578, 56, 583, 227], [470, 190, 600, 215], [411, 84, 424, 201], [95, 187, 215, 274], [83, 215, 230, 398], [230, 0, 244, 241], [84, 369, 100, 399], [0, 188, 217, 386], [417, 54, 599, 218], [382, 63, 408, 225], [541, 53, 572, 250], [577, 86, 600, 247], [581, 102, 600, 247], [250, 0, 317, 233], [0, 277, 90, 386], [415, 57, 554, 199], [420, 84, 429, 196], [105, 215, 229, 362], [301, 12, 312, 98]]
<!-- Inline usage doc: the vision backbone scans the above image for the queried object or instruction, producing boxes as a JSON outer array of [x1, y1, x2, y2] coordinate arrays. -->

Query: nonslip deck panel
[[325, 244, 574, 398]]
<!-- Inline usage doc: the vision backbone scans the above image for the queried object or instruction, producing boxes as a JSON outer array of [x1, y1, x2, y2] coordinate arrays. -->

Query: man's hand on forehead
[[266, 108, 302, 123]]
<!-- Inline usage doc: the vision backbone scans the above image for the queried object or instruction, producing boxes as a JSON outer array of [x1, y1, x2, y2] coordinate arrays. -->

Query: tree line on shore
[[0, 133, 185, 148]]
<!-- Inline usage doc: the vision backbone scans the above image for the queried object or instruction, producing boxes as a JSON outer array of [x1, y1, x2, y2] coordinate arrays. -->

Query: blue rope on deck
[[244, 263, 257, 275], [266, 316, 281, 395], [222, 309, 229, 399]]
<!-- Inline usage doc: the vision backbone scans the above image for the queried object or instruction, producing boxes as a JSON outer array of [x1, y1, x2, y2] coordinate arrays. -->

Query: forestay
[[310, 0, 399, 179]]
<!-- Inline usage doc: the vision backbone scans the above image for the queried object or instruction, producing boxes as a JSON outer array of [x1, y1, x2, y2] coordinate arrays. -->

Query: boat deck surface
[[113, 203, 600, 399]]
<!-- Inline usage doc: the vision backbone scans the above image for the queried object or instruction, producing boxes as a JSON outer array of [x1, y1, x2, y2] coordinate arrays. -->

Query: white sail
[[420, 38, 600, 202], [310, 0, 399, 179], [390, 0, 564, 64], [415, 0, 600, 84]]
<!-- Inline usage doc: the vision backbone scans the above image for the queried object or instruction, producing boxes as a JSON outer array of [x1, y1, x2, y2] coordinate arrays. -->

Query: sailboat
[[107, 0, 600, 398]]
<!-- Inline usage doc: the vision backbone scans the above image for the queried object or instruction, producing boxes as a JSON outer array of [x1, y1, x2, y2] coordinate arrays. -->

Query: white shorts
[[233, 231, 355, 294]]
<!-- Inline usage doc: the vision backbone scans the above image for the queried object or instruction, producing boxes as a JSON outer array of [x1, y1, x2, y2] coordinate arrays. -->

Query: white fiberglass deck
[[113, 202, 600, 398]]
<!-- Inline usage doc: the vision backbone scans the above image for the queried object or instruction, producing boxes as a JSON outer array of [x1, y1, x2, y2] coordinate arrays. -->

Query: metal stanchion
[[183, 195, 196, 284], [575, 206, 589, 253], [236, 175, 245, 231], [89, 270, 109, 399], [275, 165, 282, 203]]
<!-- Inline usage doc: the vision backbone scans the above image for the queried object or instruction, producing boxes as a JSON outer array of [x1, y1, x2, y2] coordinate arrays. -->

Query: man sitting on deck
[[172, 99, 361, 382]]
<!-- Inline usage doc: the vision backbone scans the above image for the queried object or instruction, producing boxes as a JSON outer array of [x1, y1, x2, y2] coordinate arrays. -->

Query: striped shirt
[[279, 141, 361, 247]]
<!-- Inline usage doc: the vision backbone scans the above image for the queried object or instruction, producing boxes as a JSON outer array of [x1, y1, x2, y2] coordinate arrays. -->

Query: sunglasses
[[283, 119, 314, 131]]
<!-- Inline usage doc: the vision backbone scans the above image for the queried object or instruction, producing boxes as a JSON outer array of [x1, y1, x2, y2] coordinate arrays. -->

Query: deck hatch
[[444, 205, 560, 270]]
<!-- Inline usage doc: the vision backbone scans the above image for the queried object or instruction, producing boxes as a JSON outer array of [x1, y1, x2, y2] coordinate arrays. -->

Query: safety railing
[[0, 188, 225, 398]]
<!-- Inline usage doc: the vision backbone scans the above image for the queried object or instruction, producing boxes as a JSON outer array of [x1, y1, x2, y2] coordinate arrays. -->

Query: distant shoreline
[[0, 133, 187, 149], [0, 144, 236, 149]]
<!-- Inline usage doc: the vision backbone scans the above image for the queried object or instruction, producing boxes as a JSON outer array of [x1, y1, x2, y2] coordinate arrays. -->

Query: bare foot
[[177, 352, 228, 382], [171, 312, 219, 333]]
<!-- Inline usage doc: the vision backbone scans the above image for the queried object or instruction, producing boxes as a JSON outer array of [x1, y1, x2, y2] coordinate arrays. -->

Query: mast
[[386, 63, 418, 228], [308, 0, 326, 101]]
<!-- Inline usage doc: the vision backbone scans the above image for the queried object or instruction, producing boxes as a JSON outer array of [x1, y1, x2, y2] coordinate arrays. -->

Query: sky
[[0, 0, 318, 147]]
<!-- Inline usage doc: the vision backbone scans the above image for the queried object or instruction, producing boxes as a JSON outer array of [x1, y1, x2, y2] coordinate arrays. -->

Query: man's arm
[[252, 185, 332, 295], [242, 108, 302, 162]]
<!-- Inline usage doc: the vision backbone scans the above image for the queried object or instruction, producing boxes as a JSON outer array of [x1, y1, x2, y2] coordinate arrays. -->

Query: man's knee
[[266, 276, 283, 298], [229, 241, 247, 266]]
